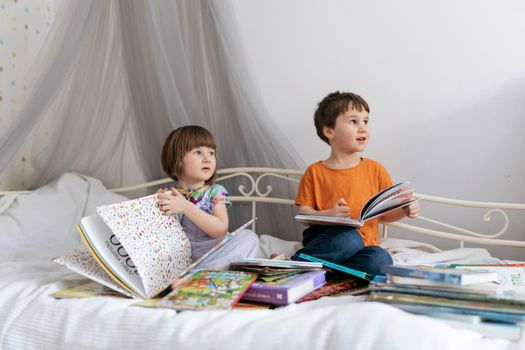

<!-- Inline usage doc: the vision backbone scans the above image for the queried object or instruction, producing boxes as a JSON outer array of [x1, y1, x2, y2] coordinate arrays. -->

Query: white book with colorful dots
[[53, 194, 254, 299]]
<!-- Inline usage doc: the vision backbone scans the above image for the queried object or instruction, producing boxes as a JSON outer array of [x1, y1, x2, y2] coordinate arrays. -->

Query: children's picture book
[[53, 192, 255, 299], [387, 275, 500, 293], [237, 258, 323, 269], [370, 283, 525, 305], [295, 277, 365, 303], [449, 264, 525, 295], [241, 270, 327, 305], [51, 281, 127, 299], [381, 265, 499, 286], [298, 253, 375, 281], [134, 270, 257, 311], [294, 182, 420, 228], [367, 292, 525, 320]]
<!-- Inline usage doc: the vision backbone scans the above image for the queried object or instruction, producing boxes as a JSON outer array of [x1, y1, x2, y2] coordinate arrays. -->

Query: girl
[[158, 125, 259, 271]]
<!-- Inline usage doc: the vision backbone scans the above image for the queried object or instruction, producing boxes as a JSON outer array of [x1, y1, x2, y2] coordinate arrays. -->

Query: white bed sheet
[[0, 173, 521, 349]]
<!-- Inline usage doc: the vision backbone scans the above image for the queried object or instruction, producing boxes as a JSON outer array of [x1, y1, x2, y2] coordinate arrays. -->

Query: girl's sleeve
[[210, 184, 232, 207]]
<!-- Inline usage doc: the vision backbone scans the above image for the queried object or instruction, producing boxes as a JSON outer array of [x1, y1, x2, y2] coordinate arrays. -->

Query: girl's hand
[[330, 198, 350, 217], [158, 188, 187, 215], [403, 200, 420, 218]]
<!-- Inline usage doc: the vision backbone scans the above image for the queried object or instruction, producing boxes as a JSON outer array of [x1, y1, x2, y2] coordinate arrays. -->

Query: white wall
[[231, 0, 525, 259]]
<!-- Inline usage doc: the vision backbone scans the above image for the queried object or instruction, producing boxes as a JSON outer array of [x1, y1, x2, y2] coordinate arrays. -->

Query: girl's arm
[[158, 189, 228, 238], [180, 200, 229, 238]]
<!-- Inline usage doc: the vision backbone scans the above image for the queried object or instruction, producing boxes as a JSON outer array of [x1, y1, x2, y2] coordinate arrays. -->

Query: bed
[[1, 167, 524, 349]]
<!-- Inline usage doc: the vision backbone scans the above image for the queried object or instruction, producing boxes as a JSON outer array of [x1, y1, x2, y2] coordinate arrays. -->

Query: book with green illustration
[[135, 270, 258, 310]]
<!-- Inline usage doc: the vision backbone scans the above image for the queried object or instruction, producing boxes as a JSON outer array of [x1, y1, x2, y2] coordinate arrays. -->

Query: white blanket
[[0, 174, 521, 349]]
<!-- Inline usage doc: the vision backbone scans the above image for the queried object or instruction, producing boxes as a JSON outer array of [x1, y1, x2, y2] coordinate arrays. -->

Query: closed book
[[381, 265, 499, 286], [241, 270, 326, 305]]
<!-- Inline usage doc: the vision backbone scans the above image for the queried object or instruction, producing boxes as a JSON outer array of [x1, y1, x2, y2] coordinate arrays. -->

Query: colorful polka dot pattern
[[0, 0, 55, 191], [97, 194, 192, 298]]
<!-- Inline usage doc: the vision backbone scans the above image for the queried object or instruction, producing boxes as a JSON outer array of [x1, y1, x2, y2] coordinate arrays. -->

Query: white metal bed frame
[[2, 167, 524, 249], [108, 167, 525, 249]]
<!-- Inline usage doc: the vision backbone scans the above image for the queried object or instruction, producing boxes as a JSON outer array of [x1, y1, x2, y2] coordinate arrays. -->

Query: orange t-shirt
[[295, 158, 393, 246]]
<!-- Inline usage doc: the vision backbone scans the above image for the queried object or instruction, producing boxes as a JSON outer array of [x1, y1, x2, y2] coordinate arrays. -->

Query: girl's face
[[179, 146, 216, 188]]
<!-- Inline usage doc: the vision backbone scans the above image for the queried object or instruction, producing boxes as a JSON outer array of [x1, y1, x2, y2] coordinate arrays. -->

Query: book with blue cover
[[298, 253, 375, 281], [381, 265, 499, 286]]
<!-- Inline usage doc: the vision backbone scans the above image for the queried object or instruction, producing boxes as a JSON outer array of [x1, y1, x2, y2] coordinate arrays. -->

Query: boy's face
[[323, 107, 369, 153]]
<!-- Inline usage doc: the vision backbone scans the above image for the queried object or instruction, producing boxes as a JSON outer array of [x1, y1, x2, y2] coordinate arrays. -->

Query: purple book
[[241, 270, 326, 305]]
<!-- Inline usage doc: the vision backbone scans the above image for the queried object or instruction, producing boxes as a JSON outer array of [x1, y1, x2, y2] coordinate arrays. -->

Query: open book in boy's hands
[[294, 182, 420, 228], [53, 193, 255, 299]]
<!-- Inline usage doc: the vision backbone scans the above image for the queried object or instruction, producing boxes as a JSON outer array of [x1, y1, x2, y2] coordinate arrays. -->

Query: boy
[[291, 91, 419, 275]]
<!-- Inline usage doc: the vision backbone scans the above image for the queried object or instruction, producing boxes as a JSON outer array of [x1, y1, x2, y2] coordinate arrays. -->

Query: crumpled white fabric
[[0, 173, 127, 263], [255, 235, 502, 266]]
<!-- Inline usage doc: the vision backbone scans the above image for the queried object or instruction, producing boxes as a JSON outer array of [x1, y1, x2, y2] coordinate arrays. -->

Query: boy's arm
[[297, 198, 350, 218], [379, 200, 420, 222]]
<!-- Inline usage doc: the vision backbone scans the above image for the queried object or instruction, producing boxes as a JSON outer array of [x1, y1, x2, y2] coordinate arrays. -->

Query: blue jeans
[[291, 225, 393, 276]]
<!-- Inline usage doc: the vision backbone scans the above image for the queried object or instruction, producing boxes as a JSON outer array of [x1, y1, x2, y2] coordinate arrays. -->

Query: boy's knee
[[367, 246, 393, 266]]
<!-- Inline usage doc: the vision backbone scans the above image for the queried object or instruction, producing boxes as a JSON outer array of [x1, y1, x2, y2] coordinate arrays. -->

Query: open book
[[294, 182, 420, 228], [53, 193, 255, 299]]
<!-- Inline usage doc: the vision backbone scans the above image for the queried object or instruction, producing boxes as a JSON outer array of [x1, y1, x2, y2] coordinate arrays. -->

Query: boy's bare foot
[[269, 253, 285, 260]]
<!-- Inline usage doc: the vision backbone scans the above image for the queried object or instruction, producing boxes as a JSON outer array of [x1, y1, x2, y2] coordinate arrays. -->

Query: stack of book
[[368, 264, 525, 340], [230, 258, 327, 305]]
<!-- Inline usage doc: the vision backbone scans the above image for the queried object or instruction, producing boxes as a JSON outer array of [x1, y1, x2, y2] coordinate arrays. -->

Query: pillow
[[0, 173, 127, 262]]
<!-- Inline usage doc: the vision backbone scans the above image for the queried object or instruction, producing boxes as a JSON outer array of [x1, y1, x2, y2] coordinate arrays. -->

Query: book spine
[[383, 266, 461, 285], [242, 271, 326, 305], [242, 286, 290, 305]]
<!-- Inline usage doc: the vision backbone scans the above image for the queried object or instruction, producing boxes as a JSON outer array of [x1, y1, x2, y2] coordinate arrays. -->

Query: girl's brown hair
[[161, 125, 217, 184]]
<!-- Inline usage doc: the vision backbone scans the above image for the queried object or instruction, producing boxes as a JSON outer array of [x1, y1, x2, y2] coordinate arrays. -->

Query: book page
[[96, 194, 192, 298], [78, 215, 146, 298], [362, 189, 417, 221], [360, 182, 411, 219], [53, 249, 135, 298]]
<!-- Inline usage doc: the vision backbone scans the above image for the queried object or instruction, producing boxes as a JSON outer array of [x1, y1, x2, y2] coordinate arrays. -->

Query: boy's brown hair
[[314, 91, 370, 144], [161, 125, 217, 184]]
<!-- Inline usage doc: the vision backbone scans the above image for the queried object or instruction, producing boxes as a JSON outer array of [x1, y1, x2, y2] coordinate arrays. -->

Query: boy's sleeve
[[377, 163, 393, 190], [210, 184, 232, 207], [295, 167, 316, 208]]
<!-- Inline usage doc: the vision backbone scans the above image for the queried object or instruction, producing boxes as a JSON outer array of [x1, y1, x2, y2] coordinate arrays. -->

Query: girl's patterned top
[[177, 184, 232, 260], [177, 184, 231, 215]]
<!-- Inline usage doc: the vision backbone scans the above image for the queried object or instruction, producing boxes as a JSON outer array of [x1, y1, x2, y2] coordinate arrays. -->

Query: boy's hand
[[331, 198, 350, 217], [158, 188, 187, 215], [403, 200, 420, 218]]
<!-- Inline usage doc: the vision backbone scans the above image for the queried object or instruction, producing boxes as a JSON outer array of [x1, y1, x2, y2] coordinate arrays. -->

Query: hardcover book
[[449, 264, 525, 294], [381, 265, 499, 286], [135, 270, 257, 311], [53, 193, 255, 299], [295, 277, 364, 303], [241, 270, 326, 305], [298, 253, 374, 281], [294, 182, 420, 228]]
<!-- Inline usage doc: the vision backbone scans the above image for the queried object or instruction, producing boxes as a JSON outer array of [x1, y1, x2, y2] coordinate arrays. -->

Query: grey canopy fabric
[[0, 0, 305, 240]]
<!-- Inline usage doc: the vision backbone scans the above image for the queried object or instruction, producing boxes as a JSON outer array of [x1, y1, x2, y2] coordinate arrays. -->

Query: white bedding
[[0, 174, 522, 349]]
